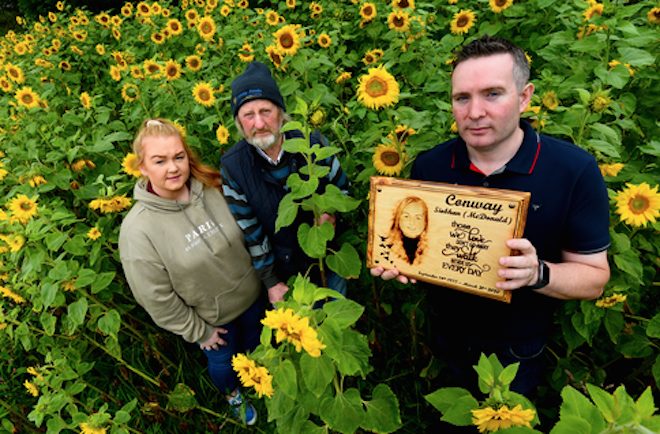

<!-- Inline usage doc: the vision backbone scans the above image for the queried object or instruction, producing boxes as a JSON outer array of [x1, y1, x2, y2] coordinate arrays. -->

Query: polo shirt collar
[[451, 120, 541, 175]]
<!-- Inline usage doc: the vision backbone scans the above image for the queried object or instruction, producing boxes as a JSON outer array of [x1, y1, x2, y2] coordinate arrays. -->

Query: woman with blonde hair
[[119, 118, 261, 425], [388, 196, 429, 266]]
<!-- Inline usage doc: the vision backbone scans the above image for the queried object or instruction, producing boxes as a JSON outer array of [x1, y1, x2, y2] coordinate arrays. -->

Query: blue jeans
[[203, 297, 265, 394]]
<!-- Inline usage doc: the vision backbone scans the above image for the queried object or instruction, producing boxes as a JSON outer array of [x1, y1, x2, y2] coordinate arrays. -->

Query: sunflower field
[[0, 0, 658, 433]]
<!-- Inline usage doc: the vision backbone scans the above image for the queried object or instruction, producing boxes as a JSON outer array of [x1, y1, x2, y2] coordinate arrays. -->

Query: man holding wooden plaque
[[371, 36, 611, 397]]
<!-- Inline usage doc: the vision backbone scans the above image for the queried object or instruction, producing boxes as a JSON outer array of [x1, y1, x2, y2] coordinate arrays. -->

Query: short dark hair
[[453, 36, 530, 91]]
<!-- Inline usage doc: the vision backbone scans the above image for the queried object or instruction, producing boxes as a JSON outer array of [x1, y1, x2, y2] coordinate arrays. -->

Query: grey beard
[[246, 133, 277, 151]]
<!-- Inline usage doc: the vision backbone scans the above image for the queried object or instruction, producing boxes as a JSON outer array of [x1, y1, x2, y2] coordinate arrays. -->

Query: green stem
[[83, 335, 160, 387]]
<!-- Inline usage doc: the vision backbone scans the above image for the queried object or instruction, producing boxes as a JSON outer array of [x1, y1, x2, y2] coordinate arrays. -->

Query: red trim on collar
[[469, 162, 484, 175], [450, 152, 456, 169], [529, 139, 541, 174]]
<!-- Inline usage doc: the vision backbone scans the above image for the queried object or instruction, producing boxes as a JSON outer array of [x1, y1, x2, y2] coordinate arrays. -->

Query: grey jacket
[[119, 178, 260, 343]]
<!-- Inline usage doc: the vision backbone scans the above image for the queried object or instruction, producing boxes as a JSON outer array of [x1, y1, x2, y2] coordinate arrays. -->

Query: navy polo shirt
[[412, 121, 610, 341]]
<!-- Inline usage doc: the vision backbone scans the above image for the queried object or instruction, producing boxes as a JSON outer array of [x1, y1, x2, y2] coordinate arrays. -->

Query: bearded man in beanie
[[220, 61, 349, 304]]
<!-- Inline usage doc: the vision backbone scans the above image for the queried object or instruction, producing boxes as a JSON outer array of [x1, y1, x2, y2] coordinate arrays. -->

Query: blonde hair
[[132, 118, 221, 189], [388, 196, 429, 266]]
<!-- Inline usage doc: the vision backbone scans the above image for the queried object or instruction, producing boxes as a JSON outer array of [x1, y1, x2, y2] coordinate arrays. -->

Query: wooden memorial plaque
[[367, 177, 530, 303]]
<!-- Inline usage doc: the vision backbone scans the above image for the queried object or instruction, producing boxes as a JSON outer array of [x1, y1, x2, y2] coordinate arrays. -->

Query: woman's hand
[[199, 327, 229, 351]]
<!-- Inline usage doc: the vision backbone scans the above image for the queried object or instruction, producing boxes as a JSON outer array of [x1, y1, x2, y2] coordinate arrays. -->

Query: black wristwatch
[[529, 260, 550, 289]]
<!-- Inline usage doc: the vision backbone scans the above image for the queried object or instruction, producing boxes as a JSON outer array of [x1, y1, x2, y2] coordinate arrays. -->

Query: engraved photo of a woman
[[388, 196, 429, 266]]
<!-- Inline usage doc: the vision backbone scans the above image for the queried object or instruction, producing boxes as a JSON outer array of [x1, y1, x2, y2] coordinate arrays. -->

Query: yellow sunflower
[[388, 10, 410, 32], [15, 86, 40, 109], [357, 65, 400, 110], [143, 59, 161, 78], [185, 9, 199, 23], [185, 55, 202, 72], [6, 63, 25, 83], [109, 65, 121, 81], [360, 3, 377, 22], [373, 144, 405, 176], [362, 48, 384, 65], [130, 66, 144, 79], [164, 60, 182, 81], [7, 194, 38, 224], [80, 91, 92, 109], [274, 24, 301, 56], [590, 91, 611, 112], [192, 81, 216, 107], [472, 404, 535, 433], [151, 32, 165, 44], [392, 0, 414, 8], [56, 1, 64, 11], [137, 1, 151, 16], [583, 3, 604, 21], [266, 45, 285, 70], [598, 162, 624, 178], [450, 10, 476, 35], [649, 7, 660, 24], [286, 0, 296, 9], [197, 16, 216, 41], [0, 76, 13, 93], [265, 11, 280, 25], [121, 83, 140, 103], [79, 422, 107, 434], [95, 44, 105, 55], [87, 227, 102, 240], [317, 33, 332, 48], [489, 0, 513, 14], [167, 18, 183, 35], [336, 71, 351, 84], [541, 91, 559, 110], [14, 42, 28, 55], [0, 285, 26, 304], [216, 125, 230, 145], [614, 183, 660, 227]]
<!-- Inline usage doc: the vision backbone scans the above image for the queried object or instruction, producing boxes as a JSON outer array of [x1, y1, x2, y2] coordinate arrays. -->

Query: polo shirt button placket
[[483, 180, 489, 187]]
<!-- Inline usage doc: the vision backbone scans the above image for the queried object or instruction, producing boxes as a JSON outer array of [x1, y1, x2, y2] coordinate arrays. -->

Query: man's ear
[[519, 82, 535, 112]]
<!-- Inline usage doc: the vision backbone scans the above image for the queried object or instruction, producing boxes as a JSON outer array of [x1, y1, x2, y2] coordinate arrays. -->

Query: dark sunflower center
[[364, 6, 373, 16], [20, 201, 33, 211], [366, 77, 388, 98], [394, 17, 404, 27], [21, 94, 34, 104], [201, 23, 212, 33], [457, 15, 469, 27], [199, 89, 210, 101], [398, 1, 410, 8], [496, 0, 507, 6], [381, 151, 400, 166], [280, 33, 294, 49]]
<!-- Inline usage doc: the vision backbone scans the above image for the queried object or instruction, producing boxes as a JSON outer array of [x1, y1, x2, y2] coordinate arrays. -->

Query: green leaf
[[586, 384, 615, 423], [635, 387, 655, 420], [612, 251, 644, 283], [617, 47, 656, 66], [326, 242, 361, 279], [312, 145, 341, 161], [424, 387, 473, 413], [274, 359, 298, 400], [91, 271, 115, 294], [324, 327, 371, 377], [300, 353, 334, 398], [297, 222, 334, 259], [474, 354, 495, 389], [498, 362, 519, 387], [282, 137, 310, 155], [557, 386, 605, 433], [287, 173, 319, 200], [97, 310, 121, 338], [166, 383, 198, 413], [45, 232, 68, 251], [441, 395, 479, 426], [314, 184, 361, 213], [362, 384, 402, 433], [549, 415, 593, 434], [265, 389, 296, 420], [638, 140, 660, 158], [75, 268, 98, 288], [604, 310, 624, 344], [40, 312, 57, 336], [322, 298, 363, 329], [647, 313, 660, 338], [319, 388, 364, 434], [67, 297, 88, 331], [585, 139, 620, 158], [40, 282, 59, 309], [275, 194, 299, 233]]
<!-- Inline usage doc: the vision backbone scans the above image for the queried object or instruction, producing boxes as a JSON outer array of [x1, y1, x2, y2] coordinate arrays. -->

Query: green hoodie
[[119, 178, 261, 343]]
